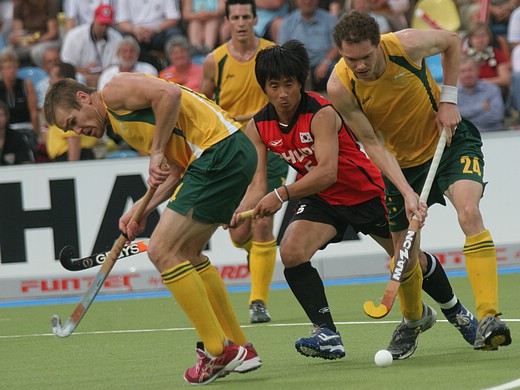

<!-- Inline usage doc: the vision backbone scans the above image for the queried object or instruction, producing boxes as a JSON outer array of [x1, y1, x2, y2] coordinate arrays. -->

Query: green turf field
[[1, 273, 518, 389]]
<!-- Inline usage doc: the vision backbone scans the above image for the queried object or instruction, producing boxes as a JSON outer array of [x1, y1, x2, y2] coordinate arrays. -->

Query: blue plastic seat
[[426, 54, 443, 84], [17, 66, 48, 85]]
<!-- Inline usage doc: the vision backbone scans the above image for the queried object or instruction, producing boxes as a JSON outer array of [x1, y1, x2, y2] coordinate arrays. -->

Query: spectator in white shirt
[[60, 4, 123, 87], [63, 0, 113, 33], [115, 0, 183, 70], [97, 36, 158, 90]]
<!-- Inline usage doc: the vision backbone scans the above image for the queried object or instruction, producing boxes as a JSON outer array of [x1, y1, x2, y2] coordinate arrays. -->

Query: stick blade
[[50, 315, 69, 338], [363, 300, 390, 319], [59, 246, 77, 271]]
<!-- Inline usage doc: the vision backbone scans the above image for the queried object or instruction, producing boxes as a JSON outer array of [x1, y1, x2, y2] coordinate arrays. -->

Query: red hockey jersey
[[253, 92, 384, 206]]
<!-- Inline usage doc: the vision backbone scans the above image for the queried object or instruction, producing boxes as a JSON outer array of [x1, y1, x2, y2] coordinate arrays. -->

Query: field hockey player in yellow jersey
[[43, 73, 263, 385], [201, 0, 288, 324], [328, 11, 511, 356]]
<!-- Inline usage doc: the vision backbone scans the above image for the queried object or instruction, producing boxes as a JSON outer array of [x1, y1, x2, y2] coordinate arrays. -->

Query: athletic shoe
[[474, 314, 512, 351], [387, 302, 437, 360], [250, 300, 272, 323], [232, 342, 263, 373], [295, 325, 346, 360], [443, 302, 478, 345], [183, 341, 247, 385]]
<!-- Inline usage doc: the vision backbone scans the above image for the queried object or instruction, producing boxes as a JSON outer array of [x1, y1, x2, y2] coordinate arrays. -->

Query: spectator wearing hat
[[60, 4, 123, 87], [64, 0, 113, 32]]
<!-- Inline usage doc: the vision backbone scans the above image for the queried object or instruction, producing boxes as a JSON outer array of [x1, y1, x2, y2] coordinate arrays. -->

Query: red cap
[[94, 4, 115, 25]]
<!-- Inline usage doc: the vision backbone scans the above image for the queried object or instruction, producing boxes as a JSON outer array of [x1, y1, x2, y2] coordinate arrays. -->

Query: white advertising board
[[1, 131, 519, 300]]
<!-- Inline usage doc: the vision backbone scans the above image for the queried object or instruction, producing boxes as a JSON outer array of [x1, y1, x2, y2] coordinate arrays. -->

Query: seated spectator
[[347, 0, 392, 33], [508, 7, 520, 126], [0, 100, 34, 165], [159, 36, 203, 91], [371, 0, 409, 30], [8, 0, 60, 68], [488, 0, 518, 37], [0, 0, 14, 50], [463, 21, 511, 99], [45, 62, 97, 161], [97, 36, 157, 90], [319, 0, 342, 16], [461, 5, 510, 59], [35, 46, 60, 110], [278, 0, 339, 91], [63, 0, 112, 32], [182, 0, 225, 54], [61, 4, 123, 88], [254, 0, 289, 42], [115, 0, 183, 71], [0, 48, 40, 148], [507, 5, 520, 50], [458, 55, 505, 132]]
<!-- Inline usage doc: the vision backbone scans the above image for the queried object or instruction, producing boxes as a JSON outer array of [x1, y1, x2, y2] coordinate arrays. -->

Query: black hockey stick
[[59, 240, 149, 271]]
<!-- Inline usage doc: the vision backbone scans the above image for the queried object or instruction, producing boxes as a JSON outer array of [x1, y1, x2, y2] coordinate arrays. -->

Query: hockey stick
[[59, 209, 253, 272], [363, 130, 447, 319], [59, 240, 149, 272], [50, 187, 156, 337], [415, 9, 443, 30], [479, 0, 491, 22]]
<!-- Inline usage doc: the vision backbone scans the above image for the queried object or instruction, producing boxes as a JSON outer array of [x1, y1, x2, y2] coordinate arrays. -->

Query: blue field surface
[[2, 266, 519, 309]]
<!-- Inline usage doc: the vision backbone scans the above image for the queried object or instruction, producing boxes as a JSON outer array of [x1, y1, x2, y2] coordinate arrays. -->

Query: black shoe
[[249, 300, 271, 323], [474, 314, 512, 350], [387, 302, 437, 360]]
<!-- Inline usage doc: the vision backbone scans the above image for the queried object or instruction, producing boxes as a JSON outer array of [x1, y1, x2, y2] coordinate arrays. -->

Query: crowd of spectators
[[1, 0, 520, 166]]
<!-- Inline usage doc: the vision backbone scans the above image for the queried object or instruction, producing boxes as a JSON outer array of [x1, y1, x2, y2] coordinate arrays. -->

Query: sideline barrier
[[1, 131, 519, 300]]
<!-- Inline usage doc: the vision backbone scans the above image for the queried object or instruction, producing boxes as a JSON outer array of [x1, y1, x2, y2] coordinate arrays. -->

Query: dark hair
[[333, 10, 381, 48], [255, 40, 309, 92], [225, 0, 256, 18], [54, 62, 77, 80]]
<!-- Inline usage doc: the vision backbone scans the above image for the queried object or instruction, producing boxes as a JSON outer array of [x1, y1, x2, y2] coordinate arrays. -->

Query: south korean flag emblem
[[300, 132, 313, 143]]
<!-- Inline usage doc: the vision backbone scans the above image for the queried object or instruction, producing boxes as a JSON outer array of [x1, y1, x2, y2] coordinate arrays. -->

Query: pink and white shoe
[[232, 342, 263, 373], [183, 340, 247, 385]]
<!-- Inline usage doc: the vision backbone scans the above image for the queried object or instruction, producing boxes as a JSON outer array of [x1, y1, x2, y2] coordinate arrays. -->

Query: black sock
[[284, 262, 336, 332], [422, 252, 456, 306]]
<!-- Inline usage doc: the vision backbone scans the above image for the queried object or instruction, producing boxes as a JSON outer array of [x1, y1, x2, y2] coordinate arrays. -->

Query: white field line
[[483, 379, 520, 390], [1, 318, 519, 340]]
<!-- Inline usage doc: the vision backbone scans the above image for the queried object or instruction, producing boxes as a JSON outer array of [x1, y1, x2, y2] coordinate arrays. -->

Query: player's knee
[[457, 203, 483, 231], [251, 217, 274, 241], [279, 242, 309, 268], [147, 240, 175, 270]]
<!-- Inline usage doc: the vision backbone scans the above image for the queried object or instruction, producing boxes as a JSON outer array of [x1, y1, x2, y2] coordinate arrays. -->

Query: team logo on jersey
[[117, 122, 128, 132], [269, 139, 283, 147], [300, 132, 313, 143]]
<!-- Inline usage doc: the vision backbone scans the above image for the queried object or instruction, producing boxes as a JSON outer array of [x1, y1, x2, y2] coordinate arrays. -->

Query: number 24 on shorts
[[460, 156, 481, 176]]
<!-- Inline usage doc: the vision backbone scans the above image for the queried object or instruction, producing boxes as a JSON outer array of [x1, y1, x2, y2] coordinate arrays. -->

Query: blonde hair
[[0, 48, 19, 67]]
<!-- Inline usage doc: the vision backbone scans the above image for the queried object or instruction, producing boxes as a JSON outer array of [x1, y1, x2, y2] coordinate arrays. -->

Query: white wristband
[[440, 85, 458, 104], [273, 188, 284, 204]]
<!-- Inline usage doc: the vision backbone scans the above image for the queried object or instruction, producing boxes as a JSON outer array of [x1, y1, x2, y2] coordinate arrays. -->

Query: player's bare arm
[[328, 71, 422, 222], [103, 73, 182, 188], [396, 28, 462, 144], [200, 53, 217, 99], [119, 161, 184, 240]]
